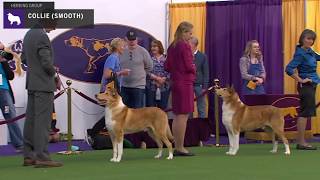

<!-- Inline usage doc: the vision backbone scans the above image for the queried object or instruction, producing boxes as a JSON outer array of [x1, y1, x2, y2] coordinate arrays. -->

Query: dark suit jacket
[[194, 51, 209, 88], [21, 28, 56, 92], [1, 61, 15, 103]]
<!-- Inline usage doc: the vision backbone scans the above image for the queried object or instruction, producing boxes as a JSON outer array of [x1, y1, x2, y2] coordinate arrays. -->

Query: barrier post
[[58, 80, 81, 155], [67, 80, 72, 152], [214, 93, 220, 146], [213, 79, 222, 147]]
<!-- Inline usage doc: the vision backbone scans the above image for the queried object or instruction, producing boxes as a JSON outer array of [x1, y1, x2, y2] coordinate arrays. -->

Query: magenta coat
[[165, 40, 196, 114]]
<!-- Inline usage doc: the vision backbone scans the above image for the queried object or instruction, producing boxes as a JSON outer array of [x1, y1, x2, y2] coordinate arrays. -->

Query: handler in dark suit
[[21, 17, 62, 168], [189, 37, 209, 118]]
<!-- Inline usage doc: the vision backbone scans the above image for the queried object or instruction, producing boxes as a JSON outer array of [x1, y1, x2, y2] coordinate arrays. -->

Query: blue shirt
[[0, 63, 9, 90], [100, 53, 121, 92], [285, 46, 320, 84]]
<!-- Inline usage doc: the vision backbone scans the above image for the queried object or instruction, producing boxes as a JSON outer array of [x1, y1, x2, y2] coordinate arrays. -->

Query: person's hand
[[54, 66, 60, 73], [300, 78, 312, 83], [55, 77, 62, 91], [119, 69, 131, 76], [255, 77, 264, 85], [157, 77, 166, 85], [0, 57, 6, 62]]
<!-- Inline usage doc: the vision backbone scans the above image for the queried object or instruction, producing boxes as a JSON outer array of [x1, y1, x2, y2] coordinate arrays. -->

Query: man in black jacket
[[0, 42, 23, 152], [189, 37, 209, 119]]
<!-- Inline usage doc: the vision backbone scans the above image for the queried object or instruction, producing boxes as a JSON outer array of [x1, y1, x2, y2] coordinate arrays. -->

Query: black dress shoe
[[23, 158, 36, 166], [173, 150, 195, 156], [296, 144, 317, 150], [34, 160, 63, 168]]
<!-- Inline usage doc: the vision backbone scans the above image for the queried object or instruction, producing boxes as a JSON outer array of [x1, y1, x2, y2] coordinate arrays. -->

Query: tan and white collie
[[215, 87, 291, 155], [95, 81, 173, 162]]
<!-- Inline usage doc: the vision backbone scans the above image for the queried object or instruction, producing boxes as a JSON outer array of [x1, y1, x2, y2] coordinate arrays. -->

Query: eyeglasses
[[129, 51, 133, 61]]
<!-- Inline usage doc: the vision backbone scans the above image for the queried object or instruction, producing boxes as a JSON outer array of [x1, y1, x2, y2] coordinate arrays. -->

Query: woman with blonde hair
[[239, 40, 266, 95], [100, 37, 130, 92], [165, 21, 196, 156]]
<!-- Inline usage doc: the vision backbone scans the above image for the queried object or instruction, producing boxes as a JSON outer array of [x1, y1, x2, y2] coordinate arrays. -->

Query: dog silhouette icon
[[7, 13, 21, 25]]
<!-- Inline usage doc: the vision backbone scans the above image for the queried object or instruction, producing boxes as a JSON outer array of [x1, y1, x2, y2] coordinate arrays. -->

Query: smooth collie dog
[[215, 87, 291, 155], [95, 81, 173, 162]]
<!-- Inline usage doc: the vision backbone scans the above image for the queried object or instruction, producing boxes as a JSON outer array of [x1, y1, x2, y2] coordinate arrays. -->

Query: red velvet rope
[[72, 89, 104, 107], [9, 86, 317, 125], [73, 86, 214, 112], [0, 90, 65, 125]]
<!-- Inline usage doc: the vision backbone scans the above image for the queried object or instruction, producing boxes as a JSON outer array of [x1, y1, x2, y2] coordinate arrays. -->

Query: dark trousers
[[23, 91, 53, 161], [89, 116, 106, 137], [120, 87, 145, 147], [121, 87, 145, 108], [145, 88, 170, 110]]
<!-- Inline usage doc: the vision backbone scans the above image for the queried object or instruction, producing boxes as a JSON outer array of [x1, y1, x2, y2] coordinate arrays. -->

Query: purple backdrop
[[205, 0, 283, 134]]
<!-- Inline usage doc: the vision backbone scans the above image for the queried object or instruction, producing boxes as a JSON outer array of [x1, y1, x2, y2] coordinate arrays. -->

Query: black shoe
[[23, 158, 36, 166], [173, 150, 195, 156], [34, 160, 63, 168], [296, 144, 317, 150]]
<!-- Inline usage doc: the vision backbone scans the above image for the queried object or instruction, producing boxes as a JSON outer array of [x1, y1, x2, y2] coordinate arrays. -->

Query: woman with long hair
[[165, 21, 196, 156], [239, 40, 266, 95]]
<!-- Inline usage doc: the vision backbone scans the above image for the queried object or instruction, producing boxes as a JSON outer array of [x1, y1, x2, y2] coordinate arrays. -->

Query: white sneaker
[[84, 131, 93, 146], [140, 141, 147, 149], [199, 141, 203, 147]]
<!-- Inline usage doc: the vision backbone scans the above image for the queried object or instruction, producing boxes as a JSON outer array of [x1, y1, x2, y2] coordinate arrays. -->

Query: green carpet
[[1, 143, 319, 180]]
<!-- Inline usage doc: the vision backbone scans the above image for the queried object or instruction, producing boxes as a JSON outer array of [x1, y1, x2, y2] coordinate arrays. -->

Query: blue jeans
[[0, 89, 23, 148], [145, 88, 170, 110], [121, 87, 145, 108], [194, 85, 206, 118]]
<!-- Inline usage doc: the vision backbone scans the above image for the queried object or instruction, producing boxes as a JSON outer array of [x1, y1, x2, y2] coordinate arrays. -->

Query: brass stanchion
[[214, 92, 220, 146], [214, 79, 220, 147], [212, 79, 227, 147], [58, 80, 81, 155]]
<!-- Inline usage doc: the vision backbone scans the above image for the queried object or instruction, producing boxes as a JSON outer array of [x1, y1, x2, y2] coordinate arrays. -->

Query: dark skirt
[[297, 82, 317, 117], [171, 82, 194, 114]]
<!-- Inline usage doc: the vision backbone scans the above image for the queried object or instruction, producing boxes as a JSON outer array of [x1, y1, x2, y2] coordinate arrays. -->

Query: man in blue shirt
[[0, 42, 23, 152]]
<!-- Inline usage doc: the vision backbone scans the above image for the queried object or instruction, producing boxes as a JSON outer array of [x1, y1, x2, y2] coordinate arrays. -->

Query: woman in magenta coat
[[165, 21, 196, 156]]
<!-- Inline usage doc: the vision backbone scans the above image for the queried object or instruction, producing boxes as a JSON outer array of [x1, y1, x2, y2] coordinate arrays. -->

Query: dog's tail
[[166, 125, 174, 142], [279, 107, 298, 118]]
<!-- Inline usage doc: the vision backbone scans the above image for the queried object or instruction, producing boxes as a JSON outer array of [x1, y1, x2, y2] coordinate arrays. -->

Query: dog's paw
[[110, 158, 116, 162], [154, 154, 162, 159], [226, 151, 236, 156], [284, 151, 291, 155], [166, 154, 173, 160], [270, 150, 277, 153]]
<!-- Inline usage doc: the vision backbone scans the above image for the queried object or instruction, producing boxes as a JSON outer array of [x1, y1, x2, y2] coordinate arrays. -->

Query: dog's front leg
[[224, 123, 235, 154], [113, 130, 124, 162], [114, 139, 123, 162], [230, 132, 240, 155], [109, 132, 117, 162]]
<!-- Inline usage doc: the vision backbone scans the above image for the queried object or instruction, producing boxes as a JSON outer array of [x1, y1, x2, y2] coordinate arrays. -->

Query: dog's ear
[[106, 81, 115, 92], [111, 72, 116, 81], [227, 85, 235, 94], [230, 85, 235, 90]]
